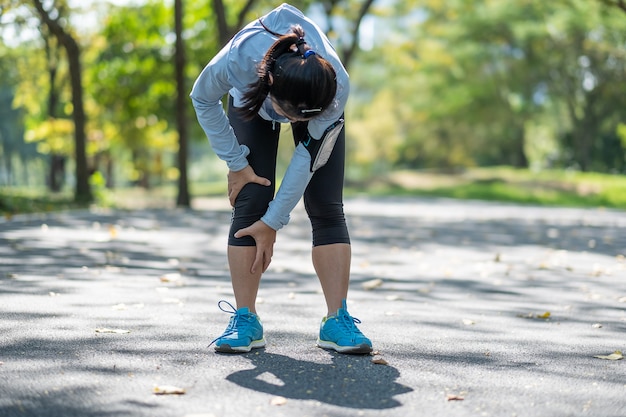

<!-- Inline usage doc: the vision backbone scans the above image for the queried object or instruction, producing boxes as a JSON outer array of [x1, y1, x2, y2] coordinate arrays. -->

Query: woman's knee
[[235, 182, 274, 217], [229, 183, 274, 246], [305, 200, 350, 246]]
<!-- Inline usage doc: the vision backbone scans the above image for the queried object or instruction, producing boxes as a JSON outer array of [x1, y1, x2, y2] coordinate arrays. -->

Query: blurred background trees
[[1, 0, 625, 207]]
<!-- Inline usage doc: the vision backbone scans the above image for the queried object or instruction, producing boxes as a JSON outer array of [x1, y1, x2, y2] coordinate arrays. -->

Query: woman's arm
[[189, 48, 251, 172]]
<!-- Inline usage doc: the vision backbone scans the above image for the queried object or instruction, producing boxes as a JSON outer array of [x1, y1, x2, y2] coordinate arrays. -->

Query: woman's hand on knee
[[227, 165, 271, 207], [234, 221, 277, 273]]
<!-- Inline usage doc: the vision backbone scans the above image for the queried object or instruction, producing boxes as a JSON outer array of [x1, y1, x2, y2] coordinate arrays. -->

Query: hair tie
[[303, 50, 316, 59]]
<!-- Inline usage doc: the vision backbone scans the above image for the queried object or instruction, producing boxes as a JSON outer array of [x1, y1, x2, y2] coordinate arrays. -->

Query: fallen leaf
[[160, 273, 182, 283], [362, 278, 383, 290], [446, 394, 465, 401], [385, 295, 402, 301], [517, 312, 550, 320], [371, 356, 388, 365], [95, 328, 131, 334], [270, 396, 287, 406], [593, 351, 623, 361], [154, 385, 186, 395]]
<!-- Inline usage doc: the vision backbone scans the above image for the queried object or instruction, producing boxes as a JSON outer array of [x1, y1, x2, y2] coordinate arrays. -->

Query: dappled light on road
[[0, 198, 624, 417]]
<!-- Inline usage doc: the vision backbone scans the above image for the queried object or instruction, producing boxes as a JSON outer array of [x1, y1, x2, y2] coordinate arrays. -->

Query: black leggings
[[227, 97, 350, 247]]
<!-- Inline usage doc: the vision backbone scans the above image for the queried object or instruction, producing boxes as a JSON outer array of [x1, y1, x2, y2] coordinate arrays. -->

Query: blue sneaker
[[209, 300, 265, 353], [317, 300, 372, 354]]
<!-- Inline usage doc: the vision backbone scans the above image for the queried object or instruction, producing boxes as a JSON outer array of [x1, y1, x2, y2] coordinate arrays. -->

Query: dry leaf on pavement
[[371, 356, 389, 365], [593, 351, 623, 361], [362, 278, 383, 290], [154, 385, 186, 395], [160, 273, 182, 283], [270, 396, 287, 406], [517, 311, 551, 320], [95, 328, 131, 334]]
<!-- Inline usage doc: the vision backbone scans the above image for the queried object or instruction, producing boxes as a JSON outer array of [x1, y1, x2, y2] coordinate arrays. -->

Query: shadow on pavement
[[225, 350, 413, 409]]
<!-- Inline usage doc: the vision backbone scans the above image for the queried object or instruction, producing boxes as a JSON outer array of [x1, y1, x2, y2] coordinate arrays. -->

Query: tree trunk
[[511, 126, 529, 168], [32, 0, 92, 203], [49, 154, 66, 192], [175, 0, 190, 207], [212, 0, 257, 46], [43, 31, 66, 193], [342, 0, 375, 69]]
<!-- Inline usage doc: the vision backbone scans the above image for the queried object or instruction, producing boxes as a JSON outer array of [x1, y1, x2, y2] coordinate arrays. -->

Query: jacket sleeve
[[189, 46, 251, 172]]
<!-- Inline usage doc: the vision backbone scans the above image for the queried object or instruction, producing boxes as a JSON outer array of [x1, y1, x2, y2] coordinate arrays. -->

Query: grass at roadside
[[357, 167, 626, 209], [0, 188, 84, 218], [2, 167, 625, 215]]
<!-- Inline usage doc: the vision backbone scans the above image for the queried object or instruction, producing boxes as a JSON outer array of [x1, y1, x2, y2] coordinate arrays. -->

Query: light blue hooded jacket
[[190, 3, 349, 231]]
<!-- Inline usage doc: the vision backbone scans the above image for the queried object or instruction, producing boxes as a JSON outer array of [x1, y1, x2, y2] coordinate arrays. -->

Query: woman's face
[[270, 96, 309, 122]]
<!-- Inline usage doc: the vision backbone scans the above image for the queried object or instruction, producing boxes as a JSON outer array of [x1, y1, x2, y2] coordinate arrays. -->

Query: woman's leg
[[312, 243, 351, 316], [292, 121, 351, 316], [227, 98, 279, 314], [293, 120, 371, 353]]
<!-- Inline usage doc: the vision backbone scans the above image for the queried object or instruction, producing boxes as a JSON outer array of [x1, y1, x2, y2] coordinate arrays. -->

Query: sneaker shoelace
[[208, 300, 251, 348], [335, 311, 364, 339]]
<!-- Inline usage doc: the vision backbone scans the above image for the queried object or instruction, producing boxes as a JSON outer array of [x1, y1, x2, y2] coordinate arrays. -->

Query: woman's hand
[[234, 220, 277, 273], [227, 165, 271, 207]]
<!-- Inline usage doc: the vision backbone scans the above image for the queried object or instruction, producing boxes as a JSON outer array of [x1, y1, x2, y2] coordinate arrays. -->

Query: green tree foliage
[[88, 1, 179, 188], [3, 0, 625, 203], [349, 0, 626, 174]]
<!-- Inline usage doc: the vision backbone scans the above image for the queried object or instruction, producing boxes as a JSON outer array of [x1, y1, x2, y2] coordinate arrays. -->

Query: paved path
[[1, 197, 624, 417]]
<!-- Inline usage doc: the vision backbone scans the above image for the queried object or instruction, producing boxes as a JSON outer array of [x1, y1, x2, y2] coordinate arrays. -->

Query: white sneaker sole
[[215, 338, 266, 353], [316, 339, 372, 354]]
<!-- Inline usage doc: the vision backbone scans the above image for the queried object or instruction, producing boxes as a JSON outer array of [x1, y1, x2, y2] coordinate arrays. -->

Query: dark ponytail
[[239, 24, 337, 121]]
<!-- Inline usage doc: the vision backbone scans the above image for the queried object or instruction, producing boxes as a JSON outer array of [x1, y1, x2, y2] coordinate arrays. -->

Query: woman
[[190, 3, 372, 354]]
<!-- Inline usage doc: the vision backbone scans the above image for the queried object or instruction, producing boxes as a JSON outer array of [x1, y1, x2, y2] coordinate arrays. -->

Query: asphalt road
[[1, 196, 625, 417]]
